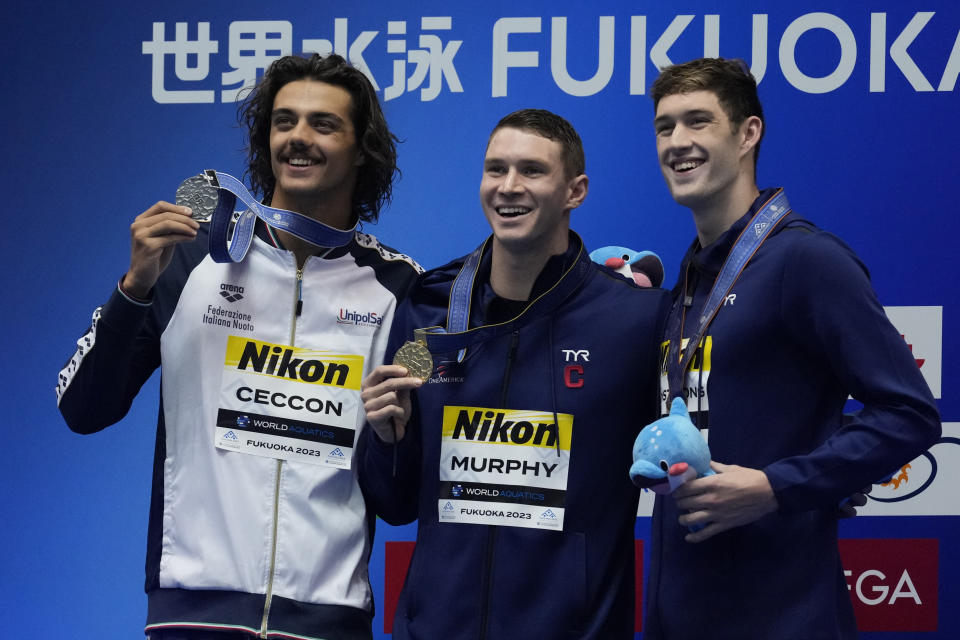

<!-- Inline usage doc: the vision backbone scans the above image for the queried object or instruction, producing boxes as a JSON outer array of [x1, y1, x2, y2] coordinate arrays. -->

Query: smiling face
[[480, 127, 588, 257], [268, 79, 363, 215], [654, 90, 760, 215]]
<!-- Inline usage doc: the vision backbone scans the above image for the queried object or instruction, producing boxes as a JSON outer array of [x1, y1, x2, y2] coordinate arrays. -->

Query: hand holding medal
[[361, 331, 432, 452]]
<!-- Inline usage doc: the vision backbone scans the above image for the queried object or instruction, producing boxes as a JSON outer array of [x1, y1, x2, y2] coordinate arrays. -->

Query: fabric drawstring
[[392, 419, 399, 477], [548, 321, 561, 457]]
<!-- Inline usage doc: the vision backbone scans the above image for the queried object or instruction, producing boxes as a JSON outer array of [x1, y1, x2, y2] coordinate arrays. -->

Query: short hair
[[650, 57, 765, 164], [239, 53, 398, 223], [489, 109, 585, 179]]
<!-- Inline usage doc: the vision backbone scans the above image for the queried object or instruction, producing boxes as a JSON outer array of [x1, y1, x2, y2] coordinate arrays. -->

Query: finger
[[838, 503, 858, 519], [366, 403, 409, 425], [141, 201, 195, 219], [709, 460, 732, 474], [362, 364, 413, 389], [677, 509, 713, 528], [361, 375, 422, 402], [673, 475, 713, 500], [134, 214, 200, 236], [363, 389, 406, 414], [131, 223, 199, 252], [685, 521, 725, 543], [133, 226, 199, 246]]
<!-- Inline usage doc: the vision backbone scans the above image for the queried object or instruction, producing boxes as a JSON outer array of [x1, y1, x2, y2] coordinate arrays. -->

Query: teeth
[[498, 207, 530, 216], [675, 160, 702, 172], [289, 158, 314, 166]]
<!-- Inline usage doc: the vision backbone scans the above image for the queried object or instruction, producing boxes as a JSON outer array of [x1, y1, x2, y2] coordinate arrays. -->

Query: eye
[[621, 254, 630, 260], [655, 124, 674, 137], [659, 460, 669, 471]]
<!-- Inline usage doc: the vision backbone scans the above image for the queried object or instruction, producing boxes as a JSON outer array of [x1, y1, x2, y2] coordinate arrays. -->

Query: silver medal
[[175, 174, 220, 221]]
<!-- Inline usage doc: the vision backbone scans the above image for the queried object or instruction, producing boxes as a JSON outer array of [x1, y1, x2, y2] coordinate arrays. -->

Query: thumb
[[709, 460, 733, 474]]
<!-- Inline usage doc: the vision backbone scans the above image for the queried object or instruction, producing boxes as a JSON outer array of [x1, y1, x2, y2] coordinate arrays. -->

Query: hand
[[122, 202, 199, 298], [360, 364, 423, 442], [673, 461, 778, 543], [838, 486, 871, 519]]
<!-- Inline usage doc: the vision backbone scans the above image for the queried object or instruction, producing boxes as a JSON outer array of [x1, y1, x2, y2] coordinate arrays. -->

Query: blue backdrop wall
[[3, 1, 957, 636]]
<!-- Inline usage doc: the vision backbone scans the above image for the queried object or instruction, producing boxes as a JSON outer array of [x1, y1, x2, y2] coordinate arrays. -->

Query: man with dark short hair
[[358, 109, 668, 638], [643, 57, 940, 639], [57, 54, 420, 640]]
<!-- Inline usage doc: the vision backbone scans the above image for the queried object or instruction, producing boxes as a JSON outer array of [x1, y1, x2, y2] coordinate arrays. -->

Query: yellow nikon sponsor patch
[[224, 336, 364, 390], [441, 406, 572, 451], [660, 336, 713, 374]]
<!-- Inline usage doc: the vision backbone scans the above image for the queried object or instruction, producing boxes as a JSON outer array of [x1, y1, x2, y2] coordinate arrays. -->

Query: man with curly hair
[[56, 54, 420, 640]]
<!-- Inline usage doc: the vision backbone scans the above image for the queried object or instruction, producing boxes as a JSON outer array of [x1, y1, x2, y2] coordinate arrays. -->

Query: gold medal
[[393, 332, 434, 382]]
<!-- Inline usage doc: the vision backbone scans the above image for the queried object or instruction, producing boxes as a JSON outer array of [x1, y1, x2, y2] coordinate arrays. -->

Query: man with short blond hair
[[359, 109, 668, 638]]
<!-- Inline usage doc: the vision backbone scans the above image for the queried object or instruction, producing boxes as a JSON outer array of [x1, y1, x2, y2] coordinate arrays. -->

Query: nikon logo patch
[[224, 336, 363, 390], [442, 407, 572, 451]]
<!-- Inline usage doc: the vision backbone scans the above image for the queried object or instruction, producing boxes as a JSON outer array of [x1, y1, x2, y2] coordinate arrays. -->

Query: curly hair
[[239, 53, 398, 223], [650, 57, 765, 165], [489, 109, 585, 179]]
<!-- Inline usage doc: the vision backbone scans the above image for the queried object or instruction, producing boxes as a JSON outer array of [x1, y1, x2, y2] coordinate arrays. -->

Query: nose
[[288, 119, 310, 147], [668, 124, 692, 150], [499, 167, 523, 195]]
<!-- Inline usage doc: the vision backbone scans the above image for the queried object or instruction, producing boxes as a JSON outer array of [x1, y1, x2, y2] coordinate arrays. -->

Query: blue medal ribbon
[[666, 188, 792, 402], [418, 239, 488, 362], [203, 170, 357, 263]]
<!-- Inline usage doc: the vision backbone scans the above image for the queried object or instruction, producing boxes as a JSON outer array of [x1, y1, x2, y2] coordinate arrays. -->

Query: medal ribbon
[[666, 189, 792, 402], [417, 239, 487, 362], [204, 170, 357, 263]]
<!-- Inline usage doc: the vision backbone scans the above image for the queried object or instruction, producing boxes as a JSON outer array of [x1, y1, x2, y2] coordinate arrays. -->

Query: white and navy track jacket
[[57, 221, 420, 640]]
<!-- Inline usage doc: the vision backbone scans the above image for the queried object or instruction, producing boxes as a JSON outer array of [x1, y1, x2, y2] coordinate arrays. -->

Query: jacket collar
[[422, 231, 593, 354]]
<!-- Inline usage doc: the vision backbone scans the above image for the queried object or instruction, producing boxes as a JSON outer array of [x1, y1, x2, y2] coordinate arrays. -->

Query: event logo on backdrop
[[839, 539, 939, 632], [141, 12, 960, 104]]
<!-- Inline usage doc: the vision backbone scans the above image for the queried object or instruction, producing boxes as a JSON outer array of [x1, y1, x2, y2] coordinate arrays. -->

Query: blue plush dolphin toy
[[630, 397, 715, 495], [589, 246, 664, 288]]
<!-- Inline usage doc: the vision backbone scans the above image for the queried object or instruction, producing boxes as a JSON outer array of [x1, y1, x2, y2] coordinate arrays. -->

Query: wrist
[[119, 273, 152, 302]]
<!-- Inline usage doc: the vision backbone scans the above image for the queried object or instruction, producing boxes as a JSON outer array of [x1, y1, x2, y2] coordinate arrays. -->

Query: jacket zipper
[[259, 266, 304, 638], [478, 329, 519, 640]]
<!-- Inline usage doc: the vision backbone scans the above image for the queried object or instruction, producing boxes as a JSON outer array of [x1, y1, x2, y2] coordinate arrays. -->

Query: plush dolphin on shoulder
[[589, 245, 664, 288], [631, 397, 714, 494]]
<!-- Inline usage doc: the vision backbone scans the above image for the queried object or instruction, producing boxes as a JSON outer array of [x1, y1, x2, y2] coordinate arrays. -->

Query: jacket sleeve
[[356, 294, 423, 525], [56, 285, 162, 434], [764, 233, 941, 512]]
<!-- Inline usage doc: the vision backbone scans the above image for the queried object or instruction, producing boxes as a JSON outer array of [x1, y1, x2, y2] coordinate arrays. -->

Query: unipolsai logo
[[337, 308, 383, 329]]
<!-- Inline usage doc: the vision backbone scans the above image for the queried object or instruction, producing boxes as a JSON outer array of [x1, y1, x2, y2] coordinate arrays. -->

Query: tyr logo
[[723, 294, 737, 307], [562, 349, 590, 362], [562, 349, 589, 388]]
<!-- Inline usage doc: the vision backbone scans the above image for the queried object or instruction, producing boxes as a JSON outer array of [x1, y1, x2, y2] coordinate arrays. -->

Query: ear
[[566, 174, 589, 210], [739, 115, 763, 159], [354, 152, 366, 167]]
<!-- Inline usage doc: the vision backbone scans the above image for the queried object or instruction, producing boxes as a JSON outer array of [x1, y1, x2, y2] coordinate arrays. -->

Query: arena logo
[[493, 12, 960, 96], [838, 539, 938, 631], [219, 282, 245, 302]]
